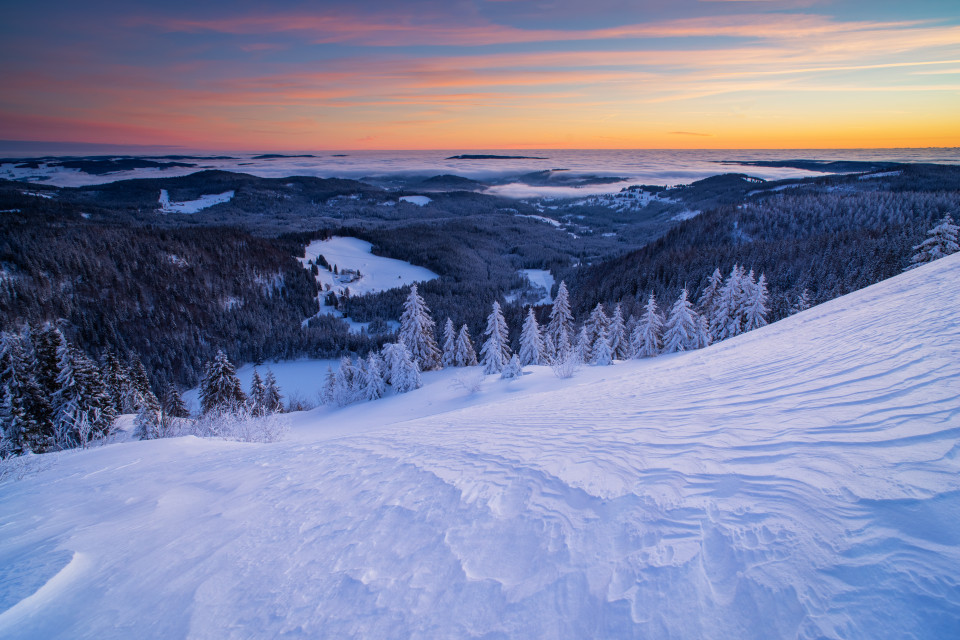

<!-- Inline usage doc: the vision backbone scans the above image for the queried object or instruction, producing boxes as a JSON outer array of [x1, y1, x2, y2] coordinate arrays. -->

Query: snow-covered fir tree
[[711, 265, 747, 342], [321, 366, 336, 404], [582, 303, 610, 363], [546, 281, 574, 360], [663, 289, 709, 353], [100, 350, 128, 414], [249, 370, 267, 416], [590, 321, 613, 366], [906, 214, 959, 270], [790, 289, 812, 315], [199, 350, 246, 414], [608, 304, 628, 360], [360, 352, 386, 401], [54, 342, 117, 447], [453, 325, 478, 367], [518, 308, 545, 366], [441, 318, 457, 368], [699, 267, 724, 320], [261, 370, 283, 414], [0, 333, 53, 455], [162, 384, 189, 418], [124, 355, 153, 413], [575, 326, 591, 364], [743, 273, 770, 332], [399, 284, 442, 371], [481, 301, 512, 374], [630, 294, 663, 358], [133, 390, 161, 440], [333, 356, 357, 407], [500, 354, 524, 380], [382, 342, 422, 393], [32, 324, 64, 397]]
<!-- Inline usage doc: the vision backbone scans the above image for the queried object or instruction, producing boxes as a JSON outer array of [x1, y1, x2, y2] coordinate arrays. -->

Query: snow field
[[1, 254, 960, 638], [399, 195, 432, 206], [158, 189, 234, 214]]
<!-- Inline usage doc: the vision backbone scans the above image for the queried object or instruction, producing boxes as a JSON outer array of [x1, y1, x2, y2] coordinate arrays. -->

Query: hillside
[[1, 254, 959, 639]]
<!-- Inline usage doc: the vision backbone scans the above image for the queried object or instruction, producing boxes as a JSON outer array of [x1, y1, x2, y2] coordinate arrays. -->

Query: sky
[[1, 0, 958, 151]]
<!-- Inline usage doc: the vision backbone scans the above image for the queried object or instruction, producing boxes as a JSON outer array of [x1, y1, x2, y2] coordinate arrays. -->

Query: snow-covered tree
[[907, 214, 959, 270], [124, 355, 153, 413], [698, 267, 724, 320], [382, 342, 422, 393], [399, 284, 442, 371], [582, 303, 610, 363], [262, 370, 283, 414], [518, 308, 545, 366], [0, 333, 53, 455], [608, 304, 628, 360], [162, 384, 189, 418], [631, 294, 663, 358], [359, 353, 386, 401], [100, 350, 128, 414], [54, 342, 116, 447], [500, 354, 524, 380], [333, 357, 357, 407], [320, 366, 336, 404], [590, 321, 613, 366], [663, 289, 709, 353], [249, 370, 267, 416], [481, 301, 511, 374], [441, 318, 457, 368], [546, 281, 574, 360], [199, 350, 245, 414], [575, 325, 591, 364], [453, 325, 478, 367], [743, 273, 769, 332], [32, 324, 64, 397], [711, 265, 748, 342], [790, 289, 812, 315], [133, 390, 161, 440]]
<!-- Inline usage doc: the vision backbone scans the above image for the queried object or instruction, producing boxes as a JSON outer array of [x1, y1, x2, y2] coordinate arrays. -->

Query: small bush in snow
[[450, 369, 486, 395], [551, 349, 580, 379], [188, 408, 289, 444]]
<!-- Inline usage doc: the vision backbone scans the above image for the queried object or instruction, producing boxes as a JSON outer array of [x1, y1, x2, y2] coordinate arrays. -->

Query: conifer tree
[[575, 325, 591, 363], [590, 321, 613, 366], [441, 318, 457, 368], [399, 284, 442, 371], [481, 301, 511, 374], [518, 308, 545, 366], [630, 294, 663, 358], [162, 384, 189, 418], [583, 303, 610, 362], [54, 342, 116, 447], [333, 357, 357, 407], [383, 342, 422, 393], [500, 354, 524, 380], [1, 334, 53, 454], [199, 350, 245, 414], [790, 289, 812, 315], [32, 324, 64, 397], [360, 352, 386, 401], [608, 304, 628, 360], [743, 273, 770, 332], [321, 366, 336, 404], [249, 370, 266, 416], [698, 268, 724, 320], [125, 355, 153, 412], [100, 350, 128, 414], [133, 390, 161, 440], [712, 265, 746, 342], [663, 289, 708, 353], [453, 325, 478, 367], [262, 370, 283, 414], [546, 281, 574, 360], [907, 214, 959, 270]]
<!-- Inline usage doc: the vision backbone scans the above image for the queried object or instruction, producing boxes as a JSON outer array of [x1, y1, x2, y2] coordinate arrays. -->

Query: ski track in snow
[[2, 256, 960, 638]]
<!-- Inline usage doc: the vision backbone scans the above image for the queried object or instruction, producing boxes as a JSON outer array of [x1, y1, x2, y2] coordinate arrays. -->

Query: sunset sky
[[1, 0, 958, 150]]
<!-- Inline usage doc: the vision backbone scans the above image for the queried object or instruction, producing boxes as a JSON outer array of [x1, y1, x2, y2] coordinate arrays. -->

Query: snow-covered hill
[[2, 255, 959, 639]]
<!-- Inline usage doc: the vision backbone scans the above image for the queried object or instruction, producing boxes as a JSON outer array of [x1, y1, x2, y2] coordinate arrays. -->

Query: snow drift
[[1, 255, 959, 639]]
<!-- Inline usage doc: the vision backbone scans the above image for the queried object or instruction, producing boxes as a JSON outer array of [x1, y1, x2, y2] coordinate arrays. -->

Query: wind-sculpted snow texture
[[2, 256, 960, 639]]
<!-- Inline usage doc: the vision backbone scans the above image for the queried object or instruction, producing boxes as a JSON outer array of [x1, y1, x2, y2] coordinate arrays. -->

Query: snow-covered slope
[[2, 255, 960, 639]]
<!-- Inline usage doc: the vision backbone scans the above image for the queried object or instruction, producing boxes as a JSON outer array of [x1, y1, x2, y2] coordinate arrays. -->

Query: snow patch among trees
[[158, 189, 234, 214]]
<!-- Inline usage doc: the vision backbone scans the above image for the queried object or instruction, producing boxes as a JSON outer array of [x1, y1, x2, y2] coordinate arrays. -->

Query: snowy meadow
[[1, 253, 958, 638]]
